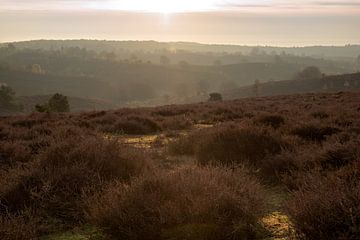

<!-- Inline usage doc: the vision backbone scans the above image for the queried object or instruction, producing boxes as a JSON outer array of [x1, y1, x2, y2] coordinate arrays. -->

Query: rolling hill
[[224, 72, 360, 99]]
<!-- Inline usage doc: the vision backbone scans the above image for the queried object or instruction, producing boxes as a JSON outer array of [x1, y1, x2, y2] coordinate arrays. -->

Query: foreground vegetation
[[1, 91, 360, 239]]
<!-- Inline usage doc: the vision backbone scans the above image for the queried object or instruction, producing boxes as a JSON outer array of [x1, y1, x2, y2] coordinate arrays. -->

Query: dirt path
[[107, 125, 295, 240], [261, 187, 295, 239]]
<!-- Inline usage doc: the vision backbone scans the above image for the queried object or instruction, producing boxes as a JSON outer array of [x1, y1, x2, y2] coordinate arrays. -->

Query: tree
[[250, 47, 260, 56], [7, 43, 16, 51], [253, 79, 260, 97], [178, 60, 189, 69], [209, 93, 223, 102], [35, 93, 70, 113], [48, 93, 70, 112], [35, 104, 49, 113], [295, 66, 322, 80], [0, 85, 22, 111], [160, 55, 170, 65], [31, 64, 44, 74], [0, 85, 14, 104], [213, 59, 222, 67]]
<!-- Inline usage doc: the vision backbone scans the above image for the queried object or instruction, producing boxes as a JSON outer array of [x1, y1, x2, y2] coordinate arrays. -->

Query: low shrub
[[0, 134, 147, 225], [319, 144, 358, 170], [257, 114, 285, 129], [168, 133, 198, 156], [286, 166, 360, 240], [158, 115, 193, 131], [310, 111, 329, 119], [195, 124, 285, 166], [0, 141, 32, 167], [0, 211, 41, 240], [263, 141, 359, 188], [106, 115, 161, 135], [207, 107, 242, 122], [292, 125, 340, 142], [153, 107, 193, 117], [86, 166, 267, 240]]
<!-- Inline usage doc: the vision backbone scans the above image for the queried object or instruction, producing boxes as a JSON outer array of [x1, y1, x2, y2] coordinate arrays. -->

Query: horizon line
[[1, 38, 360, 48]]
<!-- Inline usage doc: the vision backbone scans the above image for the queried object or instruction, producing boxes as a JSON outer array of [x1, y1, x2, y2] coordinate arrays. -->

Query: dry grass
[[85, 166, 267, 240], [1, 91, 360, 239]]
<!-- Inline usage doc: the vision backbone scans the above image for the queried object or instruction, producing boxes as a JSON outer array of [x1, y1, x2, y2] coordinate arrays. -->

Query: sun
[[87, 0, 219, 13]]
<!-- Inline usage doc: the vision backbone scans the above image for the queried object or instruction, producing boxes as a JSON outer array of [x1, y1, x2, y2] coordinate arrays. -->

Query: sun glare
[[87, 0, 219, 13]]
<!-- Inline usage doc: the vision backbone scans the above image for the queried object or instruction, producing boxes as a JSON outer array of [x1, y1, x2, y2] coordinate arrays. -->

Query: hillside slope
[[224, 72, 360, 99]]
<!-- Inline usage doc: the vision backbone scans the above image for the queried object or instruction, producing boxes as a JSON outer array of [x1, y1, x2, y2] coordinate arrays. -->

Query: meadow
[[1, 91, 360, 240]]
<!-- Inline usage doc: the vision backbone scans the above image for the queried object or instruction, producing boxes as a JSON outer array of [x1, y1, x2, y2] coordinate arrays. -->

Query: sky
[[1, 0, 360, 46]]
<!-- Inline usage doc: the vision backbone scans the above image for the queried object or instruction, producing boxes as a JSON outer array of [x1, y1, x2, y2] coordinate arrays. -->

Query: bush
[[0, 141, 32, 167], [35, 93, 70, 113], [292, 125, 339, 142], [263, 141, 359, 188], [319, 144, 358, 170], [86, 166, 267, 240], [0, 211, 41, 240], [168, 133, 198, 156], [208, 93, 222, 102], [195, 124, 285, 166], [257, 114, 285, 129], [286, 166, 360, 240], [0, 134, 147, 224], [106, 115, 161, 135], [158, 115, 193, 131], [311, 111, 329, 119]]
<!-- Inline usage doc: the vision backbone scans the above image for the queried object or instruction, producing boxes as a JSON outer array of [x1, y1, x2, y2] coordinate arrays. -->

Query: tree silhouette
[[160, 55, 170, 65], [0, 85, 22, 110], [253, 79, 260, 97], [35, 93, 70, 113], [209, 93, 222, 101], [48, 93, 70, 112], [295, 66, 322, 80]]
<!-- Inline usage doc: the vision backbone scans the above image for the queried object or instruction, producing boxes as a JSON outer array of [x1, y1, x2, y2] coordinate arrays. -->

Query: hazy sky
[[1, 0, 360, 46]]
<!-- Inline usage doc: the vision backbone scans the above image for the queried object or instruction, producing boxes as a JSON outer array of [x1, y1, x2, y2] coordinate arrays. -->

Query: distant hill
[[0, 95, 117, 116], [224, 73, 360, 99], [1, 40, 359, 106], [18, 95, 117, 113], [3, 40, 360, 59]]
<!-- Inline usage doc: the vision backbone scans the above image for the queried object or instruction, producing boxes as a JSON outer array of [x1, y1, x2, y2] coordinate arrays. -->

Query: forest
[[1, 40, 360, 113]]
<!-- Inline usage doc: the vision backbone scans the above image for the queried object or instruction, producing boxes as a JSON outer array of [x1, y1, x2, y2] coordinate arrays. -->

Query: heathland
[[1, 91, 360, 239]]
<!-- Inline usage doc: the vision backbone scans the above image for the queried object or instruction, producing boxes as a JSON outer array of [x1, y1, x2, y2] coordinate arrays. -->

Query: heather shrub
[[0, 211, 41, 240], [0, 134, 147, 224], [311, 111, 329, 119], [207, 107, 242, 122], [286, 166, 360, 240], [11, 117, 46, 129], [264, 141, 359, 188], [0, 140, 32, 167], [319, 143, 358, 170], [195, 124, 285, 166], [106, 115, 161, 134], [158, 115, 193, 130], [86, 166, 267, 240], [153, 107, 193, 117], [292, 125, 340, 141], [257, 114, 285, 129], [168, 133, 198, 156]]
